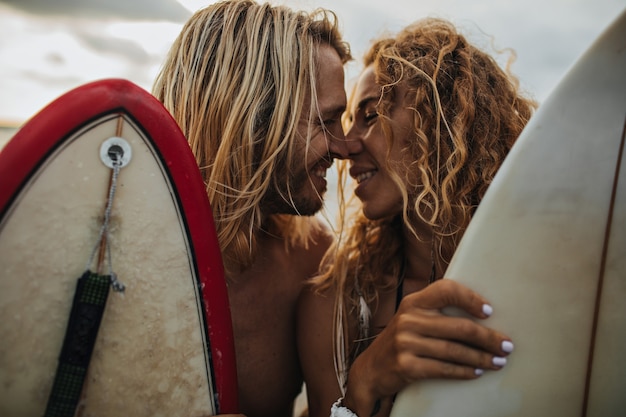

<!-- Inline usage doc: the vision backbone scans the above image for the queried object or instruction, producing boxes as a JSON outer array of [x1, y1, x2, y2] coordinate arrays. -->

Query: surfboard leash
[[44, 130, 130, 417], [43, 271, 111, 417]]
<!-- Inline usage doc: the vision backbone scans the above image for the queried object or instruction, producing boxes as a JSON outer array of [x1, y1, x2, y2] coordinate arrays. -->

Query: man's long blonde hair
[[315, 17, 537, 391], [153, 0, 350, 274]]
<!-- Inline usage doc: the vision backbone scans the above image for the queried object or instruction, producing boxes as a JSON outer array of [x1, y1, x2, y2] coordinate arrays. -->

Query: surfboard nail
[[108, 144, 124, 161], [100, 136, 132, 168]]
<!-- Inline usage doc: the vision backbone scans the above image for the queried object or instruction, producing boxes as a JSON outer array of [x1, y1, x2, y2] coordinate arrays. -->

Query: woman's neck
[[401, 223, 435, 287]]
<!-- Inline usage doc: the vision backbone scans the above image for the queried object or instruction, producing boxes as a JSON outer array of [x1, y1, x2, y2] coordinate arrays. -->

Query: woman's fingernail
[[502, 340, 514, 353], [492, 356, 507, 367], [482, 304, 493, 316], [474, 368, 484, 376]]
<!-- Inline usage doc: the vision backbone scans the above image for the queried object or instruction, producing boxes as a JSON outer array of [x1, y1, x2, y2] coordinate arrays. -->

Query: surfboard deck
[[0, 79, 238, 415], [391, 8, 626, 417]]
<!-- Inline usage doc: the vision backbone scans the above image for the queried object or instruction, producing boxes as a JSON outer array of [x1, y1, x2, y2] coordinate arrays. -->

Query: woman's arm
[[341, 279, 514, 417]]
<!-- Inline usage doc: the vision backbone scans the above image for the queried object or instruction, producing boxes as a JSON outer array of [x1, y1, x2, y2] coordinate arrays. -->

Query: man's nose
[[328, 129, 349, 160]]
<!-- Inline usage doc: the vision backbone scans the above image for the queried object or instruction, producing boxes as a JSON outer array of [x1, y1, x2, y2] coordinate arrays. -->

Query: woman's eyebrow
[[355, 95, 380, 113]]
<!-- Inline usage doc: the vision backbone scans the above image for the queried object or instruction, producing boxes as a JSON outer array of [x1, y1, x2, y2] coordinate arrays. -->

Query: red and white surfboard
[[0, 79, 238, 416]]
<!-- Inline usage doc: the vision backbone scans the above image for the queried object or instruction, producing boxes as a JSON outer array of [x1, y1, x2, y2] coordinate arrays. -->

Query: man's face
[[262, 44, 348, 216]]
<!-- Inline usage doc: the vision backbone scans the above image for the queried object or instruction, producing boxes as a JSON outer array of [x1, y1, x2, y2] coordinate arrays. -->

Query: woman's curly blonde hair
[[315, 17, 537, 389]]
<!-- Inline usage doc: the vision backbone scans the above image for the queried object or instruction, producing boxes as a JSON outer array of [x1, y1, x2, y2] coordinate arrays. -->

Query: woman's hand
[[343, 279, 514, 416]]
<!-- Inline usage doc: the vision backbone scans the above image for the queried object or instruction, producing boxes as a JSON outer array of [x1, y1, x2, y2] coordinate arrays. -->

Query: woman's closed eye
[[364, 111, 378, 124]]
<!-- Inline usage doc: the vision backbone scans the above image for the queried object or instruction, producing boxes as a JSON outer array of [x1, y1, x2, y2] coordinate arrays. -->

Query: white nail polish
[[474, 368, 484, 376], [482, 304, 493, 316], [492, 356, 507, 367], [502, 340, 514, 353]]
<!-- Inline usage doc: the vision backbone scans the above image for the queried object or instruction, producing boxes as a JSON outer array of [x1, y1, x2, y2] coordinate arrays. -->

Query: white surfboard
[[0, 79, 238, 416], [391, 8, 625, 417]]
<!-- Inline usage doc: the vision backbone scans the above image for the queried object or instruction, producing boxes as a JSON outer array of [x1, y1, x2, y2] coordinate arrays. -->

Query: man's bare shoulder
[[284, 218, 334, 273], [305, 219, 335, 253]]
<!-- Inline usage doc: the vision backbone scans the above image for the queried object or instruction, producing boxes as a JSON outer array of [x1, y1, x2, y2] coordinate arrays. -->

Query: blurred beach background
[[1, 0, 624, 220], [1, 0, 624, 131], [2, 0, 624, 228], [0, 0, 624, 414]]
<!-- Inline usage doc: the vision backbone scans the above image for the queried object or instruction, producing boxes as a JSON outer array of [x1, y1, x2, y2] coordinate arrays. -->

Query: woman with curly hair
[[298, 17, 537, 417]]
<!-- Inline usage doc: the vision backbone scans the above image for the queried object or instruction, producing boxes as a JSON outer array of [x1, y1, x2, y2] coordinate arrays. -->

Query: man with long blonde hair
[[153, 1, 350, 416]]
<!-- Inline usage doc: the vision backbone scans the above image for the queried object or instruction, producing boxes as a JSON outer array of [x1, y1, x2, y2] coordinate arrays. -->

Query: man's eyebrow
[[321, 104, 346, 118]]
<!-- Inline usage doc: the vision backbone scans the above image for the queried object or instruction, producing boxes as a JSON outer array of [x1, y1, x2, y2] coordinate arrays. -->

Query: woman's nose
[[344, 126, 364, 157]]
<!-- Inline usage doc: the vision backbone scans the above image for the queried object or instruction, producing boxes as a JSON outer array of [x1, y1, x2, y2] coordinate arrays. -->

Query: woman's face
[[345, 65, 417, 220]]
